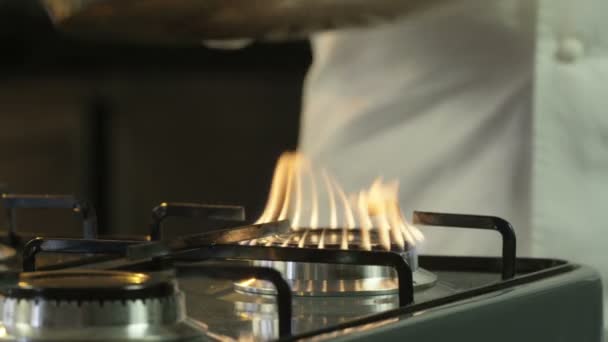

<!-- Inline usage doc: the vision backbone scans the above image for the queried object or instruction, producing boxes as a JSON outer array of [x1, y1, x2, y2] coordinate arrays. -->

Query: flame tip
[[256, 151, 423, 251]]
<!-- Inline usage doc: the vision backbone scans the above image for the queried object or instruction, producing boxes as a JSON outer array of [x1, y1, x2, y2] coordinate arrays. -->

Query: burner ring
[[2, 270, 177, 301], [0, 270, 209, 341], [236, 228, 437, 296]]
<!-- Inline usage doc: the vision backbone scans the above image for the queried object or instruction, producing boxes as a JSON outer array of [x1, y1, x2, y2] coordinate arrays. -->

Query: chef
[[299, 0, 608, 329]]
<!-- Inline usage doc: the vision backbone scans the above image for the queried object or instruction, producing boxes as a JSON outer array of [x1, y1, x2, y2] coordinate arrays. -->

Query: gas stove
[[0, 194, 603, 342]]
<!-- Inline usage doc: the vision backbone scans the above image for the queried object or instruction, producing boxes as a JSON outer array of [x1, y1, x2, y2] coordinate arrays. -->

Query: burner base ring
[[234, 266, 437, 296]]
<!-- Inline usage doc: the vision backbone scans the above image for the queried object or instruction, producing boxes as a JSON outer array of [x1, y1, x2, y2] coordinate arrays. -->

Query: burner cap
[[2, 270, 176, 301]]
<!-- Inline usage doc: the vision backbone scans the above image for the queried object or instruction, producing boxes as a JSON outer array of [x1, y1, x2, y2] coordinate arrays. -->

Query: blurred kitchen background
[[0, 1, 311, 237]]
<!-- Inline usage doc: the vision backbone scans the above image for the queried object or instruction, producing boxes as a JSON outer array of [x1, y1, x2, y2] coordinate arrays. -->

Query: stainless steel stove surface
[[0, 257, 599, 342], [0, 195, 602, 342], [176, 262, 479, 339], [174, 258, 600, 342]]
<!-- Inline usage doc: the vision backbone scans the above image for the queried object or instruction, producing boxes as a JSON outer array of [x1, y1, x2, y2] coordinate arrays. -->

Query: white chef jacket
[[299, 0, 608, 328]]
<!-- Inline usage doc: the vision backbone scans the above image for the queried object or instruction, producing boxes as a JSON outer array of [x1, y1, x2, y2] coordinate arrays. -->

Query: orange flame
[[256, 152, 423, 251]]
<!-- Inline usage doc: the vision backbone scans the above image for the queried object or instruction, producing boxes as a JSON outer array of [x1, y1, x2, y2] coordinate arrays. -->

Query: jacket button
[[555, 37, 586, 64]]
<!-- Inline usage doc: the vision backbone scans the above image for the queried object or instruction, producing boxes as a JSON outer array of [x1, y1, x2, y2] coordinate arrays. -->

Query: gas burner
[[0, 270, 209, 341], [235, 228, 437, 296], [239, 153, 436, 297]]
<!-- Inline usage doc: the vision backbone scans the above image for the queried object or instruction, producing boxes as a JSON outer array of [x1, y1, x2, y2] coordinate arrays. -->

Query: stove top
[[0, 194, 602, 341]]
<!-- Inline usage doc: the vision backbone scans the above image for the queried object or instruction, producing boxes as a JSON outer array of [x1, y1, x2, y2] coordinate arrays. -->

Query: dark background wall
[[0, 1, 311, 238]]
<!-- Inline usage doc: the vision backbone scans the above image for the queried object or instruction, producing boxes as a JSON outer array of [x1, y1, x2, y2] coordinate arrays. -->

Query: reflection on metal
[[301, 318, 400, 341], [235, 266, 437, 296], [233, 294, 401, 341], [40, 0, 443, 43]]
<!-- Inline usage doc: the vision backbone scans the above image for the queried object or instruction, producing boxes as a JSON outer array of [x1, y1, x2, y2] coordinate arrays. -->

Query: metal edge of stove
[[278, 256, 576, 342]]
